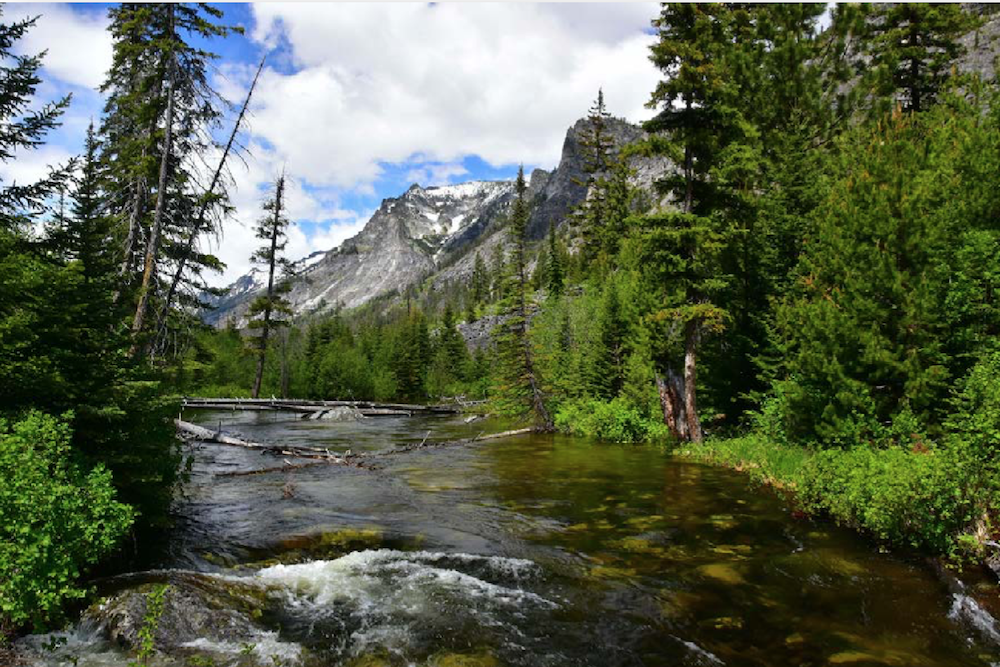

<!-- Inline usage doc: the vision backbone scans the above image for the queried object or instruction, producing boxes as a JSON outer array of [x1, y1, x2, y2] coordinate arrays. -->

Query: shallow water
[[20, 410, 1000, 666]]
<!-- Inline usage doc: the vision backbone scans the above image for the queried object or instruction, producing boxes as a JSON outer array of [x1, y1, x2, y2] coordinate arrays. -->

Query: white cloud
[[10, 4, 112, 90], [405, 162, 469, 187], [0, 144, 73, 189], [246, 2, 660, 190], [202, 138, 368, 286]]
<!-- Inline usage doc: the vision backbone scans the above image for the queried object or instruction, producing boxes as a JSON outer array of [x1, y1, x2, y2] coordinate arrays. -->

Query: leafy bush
[[797, 442, 994, 556], [555, 398, 670, 444], [0, 412, 134, 633], [947, 350, 1000, 457]]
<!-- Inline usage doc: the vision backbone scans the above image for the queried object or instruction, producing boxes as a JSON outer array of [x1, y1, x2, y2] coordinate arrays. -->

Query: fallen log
[[174, 419, 359, 465], [175, 419, 533, 477], [181, 397, 462, 414]]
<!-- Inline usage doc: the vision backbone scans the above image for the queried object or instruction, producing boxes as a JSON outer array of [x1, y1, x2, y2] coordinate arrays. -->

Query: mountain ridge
[[205, 116, 665, 326]]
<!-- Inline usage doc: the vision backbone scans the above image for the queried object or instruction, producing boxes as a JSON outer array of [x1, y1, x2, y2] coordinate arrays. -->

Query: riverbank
[[676, 434, 998, 564], [16, 413, 1000, 666]]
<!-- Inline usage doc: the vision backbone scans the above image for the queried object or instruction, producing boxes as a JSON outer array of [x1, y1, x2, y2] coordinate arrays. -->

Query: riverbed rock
[[312, 405, 366, 421], [88, 572, 269, 651]]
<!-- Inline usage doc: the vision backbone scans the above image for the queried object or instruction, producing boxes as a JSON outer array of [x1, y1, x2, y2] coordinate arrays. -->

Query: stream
[[17, 410, 1000, 666]]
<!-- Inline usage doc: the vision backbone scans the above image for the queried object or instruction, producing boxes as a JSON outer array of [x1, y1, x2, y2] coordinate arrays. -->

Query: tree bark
[[130, 4, 176, 356], [683, 319, 703, 443]]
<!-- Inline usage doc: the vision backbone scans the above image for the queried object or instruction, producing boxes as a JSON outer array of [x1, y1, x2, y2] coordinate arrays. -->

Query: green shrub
[[947, 349, 1000, 458], [0, 412, 134, 633], [797, 442, 993, 556], [555, 398, 670, 444]]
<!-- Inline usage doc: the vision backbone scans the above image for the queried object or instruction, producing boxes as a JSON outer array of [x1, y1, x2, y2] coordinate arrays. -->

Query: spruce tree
[[0, 14, 72, 230], [492, 167, 552, 429], [866, 4, 975, 114], [546, 222, 564, 298], [574, 89, 617, 263], [628, 3, 744, 442], [247, 175, 293, 399], [100, 4, 239, 355]]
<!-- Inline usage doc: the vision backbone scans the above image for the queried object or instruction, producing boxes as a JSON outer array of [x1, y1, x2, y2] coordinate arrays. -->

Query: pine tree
[[777, 100, 998, 443], [628, 3, 751, 442], [546, 222, 564, 298], [492, 167, 552, 429], [866, 4, 975, 114], [471, 251, 489, 306], [99, 4, 238, 355], [247, 175, 293, 399], [574, 89, 616, 262]]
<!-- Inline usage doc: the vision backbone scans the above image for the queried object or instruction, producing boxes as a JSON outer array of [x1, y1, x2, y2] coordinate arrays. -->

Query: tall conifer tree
[[493, 167, 552, 429], [247, 174, 293, 399]]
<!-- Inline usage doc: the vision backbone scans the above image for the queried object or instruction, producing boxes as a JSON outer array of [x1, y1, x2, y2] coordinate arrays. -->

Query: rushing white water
[[254, 549, 556, 659]]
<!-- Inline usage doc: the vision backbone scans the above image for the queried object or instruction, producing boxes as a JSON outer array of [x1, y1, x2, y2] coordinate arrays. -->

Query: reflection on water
[[19, 409, 1000, 666]]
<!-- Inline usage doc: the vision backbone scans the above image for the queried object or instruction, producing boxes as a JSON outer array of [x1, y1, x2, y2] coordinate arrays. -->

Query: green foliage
[[777, 95, 1000, 443], [946, 351, 1000, 458], [797, 443, 993, 557], [555, 398, 669, 444], [865, 3, 976, 114], [681, 434, 811, 489], [129, 584, 169, 667], [0, 412, 133, 633]]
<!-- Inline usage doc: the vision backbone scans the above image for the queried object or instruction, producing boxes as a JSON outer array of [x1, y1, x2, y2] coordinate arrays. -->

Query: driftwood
[[182, 397, 462, 414], [176, 419, 532, 477], [174, 419, 361, 465]]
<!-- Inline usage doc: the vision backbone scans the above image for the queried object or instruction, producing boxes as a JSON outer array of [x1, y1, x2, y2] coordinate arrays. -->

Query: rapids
[[18, 410, 1000, 666]]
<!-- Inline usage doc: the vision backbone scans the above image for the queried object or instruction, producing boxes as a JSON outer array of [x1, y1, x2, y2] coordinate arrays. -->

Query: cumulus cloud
[[22, 3, 662, 287], [405, 162, 469, 187], [246, 2, 660, 190], [10, 4, 112, 90]]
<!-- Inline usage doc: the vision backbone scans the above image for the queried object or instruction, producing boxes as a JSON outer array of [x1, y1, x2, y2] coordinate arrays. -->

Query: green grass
[[676, 434, 811, 490]]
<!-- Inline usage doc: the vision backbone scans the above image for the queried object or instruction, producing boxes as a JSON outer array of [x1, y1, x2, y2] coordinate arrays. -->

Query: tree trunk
[[130, 5, 176, 356], [683, 320, 703, 443], [252, 175, 285, 399], [656, 374, 681, 440], [151, 56, 266, 355], [517, 244, 551, 432], [115, 176, 145, 301]]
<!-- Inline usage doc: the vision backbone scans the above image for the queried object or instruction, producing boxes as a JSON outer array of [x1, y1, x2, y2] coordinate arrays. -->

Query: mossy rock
[[611, 536, 667, 557], [88, 572, 271, 653], [700, 616, 744, 630], [427, 651, 500, 666], [696, 563, 746, 585]]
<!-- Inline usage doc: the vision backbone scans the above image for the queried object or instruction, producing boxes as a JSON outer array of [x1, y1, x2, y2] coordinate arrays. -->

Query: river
[[17, 410, 1000, 666]]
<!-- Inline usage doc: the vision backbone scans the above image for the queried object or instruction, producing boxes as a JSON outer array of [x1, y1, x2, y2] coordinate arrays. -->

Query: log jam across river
[[17, 409, 1000, 666]]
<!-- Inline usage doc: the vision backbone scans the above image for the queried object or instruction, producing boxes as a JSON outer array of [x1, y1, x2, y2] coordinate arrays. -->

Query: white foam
[[256, 549, 549, 608], [181, 632, 302, 665]]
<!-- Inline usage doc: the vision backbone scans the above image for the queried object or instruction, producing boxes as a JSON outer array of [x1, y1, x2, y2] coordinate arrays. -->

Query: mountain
[[205, 117, 667, 326]]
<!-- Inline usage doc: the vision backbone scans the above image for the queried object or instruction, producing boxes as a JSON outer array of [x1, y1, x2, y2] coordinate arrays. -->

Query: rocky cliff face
[[205, 181, 517, 325], [206, 116, 669, 326]]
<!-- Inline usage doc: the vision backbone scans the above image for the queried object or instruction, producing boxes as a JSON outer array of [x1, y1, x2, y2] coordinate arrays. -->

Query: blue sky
[[6, 2, 661, 284]]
